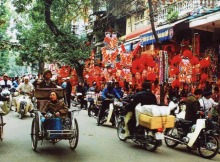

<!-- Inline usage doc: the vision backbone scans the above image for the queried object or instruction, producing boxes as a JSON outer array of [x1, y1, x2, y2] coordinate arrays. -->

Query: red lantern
[[171, 55, 182, 65], [148, 61, 156, 68], [200, 59, 210, 68], [201, 73, 208, 80], [131, 59, 144, 74], [191, 76, 197, 82], [147, 73, 156, 81], [172, 79, 181, 88], [183, 49, 193, 59], [190, 56, 199, 65], [172, 67, 179, 75], [192, 68, 197, 75]]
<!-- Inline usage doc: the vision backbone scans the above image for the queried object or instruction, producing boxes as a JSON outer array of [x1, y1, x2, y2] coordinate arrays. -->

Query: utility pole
[[147, 0, 164, 105]]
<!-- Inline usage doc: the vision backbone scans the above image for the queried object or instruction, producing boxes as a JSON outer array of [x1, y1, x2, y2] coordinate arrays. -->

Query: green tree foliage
[[12, 0, 92, 81], [0, 0, 10, 75]]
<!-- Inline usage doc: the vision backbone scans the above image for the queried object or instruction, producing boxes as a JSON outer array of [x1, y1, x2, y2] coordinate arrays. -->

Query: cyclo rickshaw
[[30, 88, 79, 151]]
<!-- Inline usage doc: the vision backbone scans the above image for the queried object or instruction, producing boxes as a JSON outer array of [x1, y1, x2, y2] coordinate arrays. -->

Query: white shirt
[[16, 82, 34, 93], [199, 96, 218, 113], [0, 80, 13, 87]]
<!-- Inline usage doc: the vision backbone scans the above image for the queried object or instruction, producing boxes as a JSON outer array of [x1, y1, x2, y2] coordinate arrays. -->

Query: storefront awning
[[139, 18, 187, 46], [189, 11, 220, 32], [125, 25, 152, 41]]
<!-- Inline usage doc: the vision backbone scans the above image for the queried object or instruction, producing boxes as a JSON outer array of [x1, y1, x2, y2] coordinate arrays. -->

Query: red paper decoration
[[172, 79, 181, 88], [190, 56, 199, 65], [120, 44, 126, 53], [171, 55, 182, 65], [201, 73, 208, 80], [148, 61, 156, 68], [172, 67, 179, 75], [183, 49, 193, 59], [191, 76, 197, 82], [147, 73, 156, 81], [131, 59, 144, 74], [200, 59, 210, 68]]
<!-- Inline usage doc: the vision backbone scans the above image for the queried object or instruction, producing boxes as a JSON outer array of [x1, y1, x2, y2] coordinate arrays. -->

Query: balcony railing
[[157, 0, 220, 25]]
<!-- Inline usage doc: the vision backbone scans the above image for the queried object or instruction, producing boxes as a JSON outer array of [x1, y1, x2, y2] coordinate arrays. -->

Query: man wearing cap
[[0, 73, 12, 89], [15, 76, 34, 113], [38, 70, 57, 88]]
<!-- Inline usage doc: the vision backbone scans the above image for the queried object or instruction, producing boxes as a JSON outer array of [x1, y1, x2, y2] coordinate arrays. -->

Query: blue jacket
[[102, 88, 121, 100]]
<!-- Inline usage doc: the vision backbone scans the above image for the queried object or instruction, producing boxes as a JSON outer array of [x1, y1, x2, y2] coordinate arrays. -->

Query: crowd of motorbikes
[[1, 84, 219, 159], [71, 89, 220, 159]]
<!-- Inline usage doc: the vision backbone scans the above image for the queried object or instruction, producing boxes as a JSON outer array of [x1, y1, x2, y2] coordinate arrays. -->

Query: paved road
[[0, 107, 220, 162]]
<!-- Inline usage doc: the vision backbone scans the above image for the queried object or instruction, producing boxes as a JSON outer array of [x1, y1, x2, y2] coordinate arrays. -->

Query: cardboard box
[[139, 114, 175, 129]]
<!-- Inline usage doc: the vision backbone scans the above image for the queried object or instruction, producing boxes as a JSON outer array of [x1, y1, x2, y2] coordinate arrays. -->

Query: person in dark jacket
[[114, 82, 124, 98], [65, 77, 72, 108], [185, 89, 203, 124], [125, 81, 157, 136], [38, 70, 57, 88], [97, 81, 121, 126], [76, 82, 87, 109]]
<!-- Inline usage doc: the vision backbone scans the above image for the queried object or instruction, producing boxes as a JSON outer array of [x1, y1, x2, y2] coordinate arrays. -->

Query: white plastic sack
[[135, 104, 170, 126]]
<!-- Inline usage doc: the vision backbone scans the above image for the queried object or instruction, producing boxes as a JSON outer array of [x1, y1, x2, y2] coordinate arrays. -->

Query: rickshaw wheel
[[0, 114, 4, 140], [69, 118, 79, 150], [31, 116, 39, 151]]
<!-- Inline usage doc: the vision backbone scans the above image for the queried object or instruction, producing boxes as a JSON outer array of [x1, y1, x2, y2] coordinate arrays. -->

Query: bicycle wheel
[[0, 114, 4, 140], [69, 118, 79, 150], [31, 116, 39, 151], [198, 134, 219, 159]]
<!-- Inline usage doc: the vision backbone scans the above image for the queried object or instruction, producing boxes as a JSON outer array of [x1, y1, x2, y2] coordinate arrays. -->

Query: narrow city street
[[0, 105, 219, 162]]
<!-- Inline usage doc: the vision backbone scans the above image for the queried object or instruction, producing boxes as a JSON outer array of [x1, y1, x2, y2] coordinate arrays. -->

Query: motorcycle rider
[[38, 70, 57, 88], [0, 73, 12, 89], [97, 81, 121, 126], [114, 82, 124, 98], [185, 89, 203, 124], [15, 76, 34, 113], [125, 81, 157, 137]]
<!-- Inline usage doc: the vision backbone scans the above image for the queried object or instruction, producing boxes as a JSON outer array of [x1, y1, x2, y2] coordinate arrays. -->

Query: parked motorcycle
[[164, 114, 219, 159], [15, 91, 34, 119]]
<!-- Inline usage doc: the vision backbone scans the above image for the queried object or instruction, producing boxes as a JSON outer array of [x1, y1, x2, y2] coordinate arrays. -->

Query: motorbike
[[164, 112, 219, 159], [117, 111, 164, 152], [97, 98, 123, 127], [86, 91, 100, 117], [71, 93, 81, 107], [15, 91, 34, 119], [0, 86, 12, 111]]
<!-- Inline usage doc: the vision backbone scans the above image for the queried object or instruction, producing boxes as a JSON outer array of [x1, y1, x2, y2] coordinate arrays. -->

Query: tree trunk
[[38, 60, 45, 75], [148, 0, 164, 105], [74, 62, 84, 83]]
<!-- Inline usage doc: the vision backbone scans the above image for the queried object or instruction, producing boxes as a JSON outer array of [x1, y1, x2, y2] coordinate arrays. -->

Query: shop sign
[[140, 27, 174, 46]]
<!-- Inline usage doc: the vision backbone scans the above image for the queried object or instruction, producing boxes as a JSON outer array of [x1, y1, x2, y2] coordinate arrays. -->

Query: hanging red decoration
[[201, 73, 208, 80], [172, 79, 181, 88], [191, 76, 197, 82], [183, 49, 193, 59], [131, 59, 144, 74], [200, 59, 210, 68], [147, 73, 156, 81], [119, 81, 124, 88], [132, 42, 141, 57], [115, 62, 122, 70], [192, 68, 197, 75], [120, 44, 126, 53], [171, 55, 182, 65], [190, 56, 199, 65], [172, 67, 179, 75], [148, 61, 156, 68]]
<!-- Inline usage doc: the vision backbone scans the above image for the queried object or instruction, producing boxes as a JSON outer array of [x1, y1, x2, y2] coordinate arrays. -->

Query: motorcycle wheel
[[88, 104, 95, 117], [164, 128, 179, 148], [142, 131, 158, 152], [198, 134, 219, 159], [117, 120, 127, 141], [19, 104, 25, 119]]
